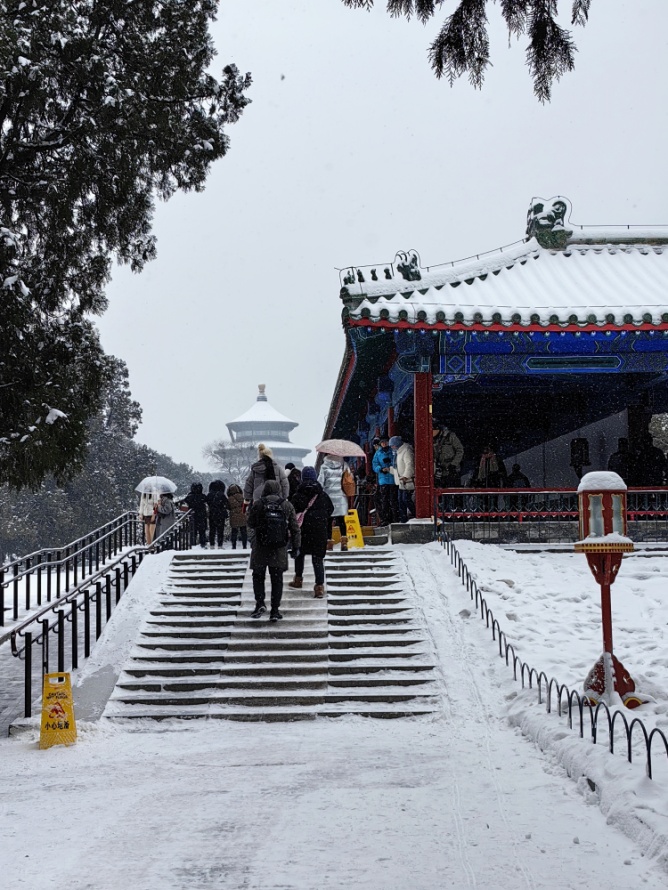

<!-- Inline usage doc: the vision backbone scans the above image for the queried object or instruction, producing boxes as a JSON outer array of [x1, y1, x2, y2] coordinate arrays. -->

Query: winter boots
[[313, 584, 325, 599], [326, 539, 334, 551], [340, 536, 348, 552], [288, 576, 303, 589]]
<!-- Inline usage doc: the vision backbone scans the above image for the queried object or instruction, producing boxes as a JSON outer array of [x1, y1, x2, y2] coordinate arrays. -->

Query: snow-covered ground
[[1, 542, 668, 888]]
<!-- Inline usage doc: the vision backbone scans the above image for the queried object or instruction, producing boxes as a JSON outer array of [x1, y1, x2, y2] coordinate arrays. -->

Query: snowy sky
[[96, 0, 668, 471]]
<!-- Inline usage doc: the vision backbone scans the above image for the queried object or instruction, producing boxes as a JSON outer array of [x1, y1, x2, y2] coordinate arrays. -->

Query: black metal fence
[[438, 530, 668, 780], [0, 511, 142, 626], [436, 488, 668, 544], [5, 510, 194, 720]]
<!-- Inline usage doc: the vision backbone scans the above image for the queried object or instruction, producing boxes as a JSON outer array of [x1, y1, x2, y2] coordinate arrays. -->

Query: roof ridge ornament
[[526, 196, 573, 250]]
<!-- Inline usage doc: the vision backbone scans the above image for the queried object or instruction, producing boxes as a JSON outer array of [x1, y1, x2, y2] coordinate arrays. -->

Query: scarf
[[261, 455, 276, 480]]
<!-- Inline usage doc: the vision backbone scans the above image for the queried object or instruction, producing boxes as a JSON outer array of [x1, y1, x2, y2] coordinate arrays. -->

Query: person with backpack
[[289, 466, 334, 598], [184, 482, 208, 548], [247, 479, 301, 622], [243, 443, 289, 507], [206, 480, 229, 549], [318, 454, 349, 550]]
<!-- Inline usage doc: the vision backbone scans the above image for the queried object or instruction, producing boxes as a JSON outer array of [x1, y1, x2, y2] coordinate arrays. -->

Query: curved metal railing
[[438, 530, 668, 780], [6, 509, 194, 720], [0, 511, 141, 626]]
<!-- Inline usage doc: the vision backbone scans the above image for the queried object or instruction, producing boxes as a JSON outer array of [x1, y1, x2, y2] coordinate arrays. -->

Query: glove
[[290, 548, 300, 560]]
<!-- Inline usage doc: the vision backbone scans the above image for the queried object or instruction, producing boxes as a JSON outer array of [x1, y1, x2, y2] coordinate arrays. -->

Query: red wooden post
[[387, 406, 396, 438], [413, 372, 433, 518]]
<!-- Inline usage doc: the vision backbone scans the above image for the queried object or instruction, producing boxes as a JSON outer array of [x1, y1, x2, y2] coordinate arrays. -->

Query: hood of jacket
[[228, 484, 242, 497], [190, 482, 203, 495], [262, 480, 281, 498], [323, 456, 343, 470]]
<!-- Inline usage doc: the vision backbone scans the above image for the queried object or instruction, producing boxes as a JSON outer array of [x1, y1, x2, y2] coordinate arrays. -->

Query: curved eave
[[226, 420, 297, 432], [321, 339, 356, 443], [347, 319, 668, 334]]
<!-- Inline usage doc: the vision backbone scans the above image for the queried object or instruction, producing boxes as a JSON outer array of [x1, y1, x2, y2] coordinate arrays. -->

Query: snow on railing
[[437, 529, 668, 780], [6, 509, 195, 721]]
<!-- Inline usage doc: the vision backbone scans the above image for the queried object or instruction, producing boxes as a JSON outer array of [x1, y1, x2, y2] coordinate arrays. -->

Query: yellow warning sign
[[40, 673, 77, 749], [344, 509, 365, 549]]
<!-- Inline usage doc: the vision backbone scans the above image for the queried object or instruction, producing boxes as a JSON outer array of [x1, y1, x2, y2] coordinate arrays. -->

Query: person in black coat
[[184, 482, 208, 548], [207, 480, 229, 549], [288, 466, 334, 598], [285, 462, 302, 499]]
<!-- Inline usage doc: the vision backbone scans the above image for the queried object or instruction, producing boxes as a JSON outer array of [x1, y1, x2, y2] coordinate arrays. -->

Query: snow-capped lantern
[[575, 470, 633, 550], [574, 472, 648, 709]]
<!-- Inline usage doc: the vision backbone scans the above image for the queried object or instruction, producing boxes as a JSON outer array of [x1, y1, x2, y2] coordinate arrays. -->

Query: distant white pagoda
[[226, 385, 311, 468]]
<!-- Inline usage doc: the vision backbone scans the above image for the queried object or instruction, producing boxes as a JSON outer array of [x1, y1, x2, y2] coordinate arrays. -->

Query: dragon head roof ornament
[[526, 196, 573, 249]]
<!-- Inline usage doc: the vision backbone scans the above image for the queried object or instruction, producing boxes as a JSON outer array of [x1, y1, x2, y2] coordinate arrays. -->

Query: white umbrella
[[135, 475, 177, 495], [315, 439, 366, 458]]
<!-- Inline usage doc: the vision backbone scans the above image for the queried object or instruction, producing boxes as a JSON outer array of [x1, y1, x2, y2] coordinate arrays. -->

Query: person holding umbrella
[[315, 439, 366, 551], [318, 455, 349, 550], [139, 491, 158, 545], [135, 476, 177, 546]]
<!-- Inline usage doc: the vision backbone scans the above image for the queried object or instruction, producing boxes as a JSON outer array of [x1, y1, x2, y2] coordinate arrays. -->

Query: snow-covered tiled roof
[[227, 385, 297, 428], [340, 197, 668, 327]]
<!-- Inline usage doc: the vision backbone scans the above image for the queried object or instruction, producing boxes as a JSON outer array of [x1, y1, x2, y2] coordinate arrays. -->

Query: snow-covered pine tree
[[0, 0, 251, 489], [0, 356, 215, 559], [342, 0, 591, 101]]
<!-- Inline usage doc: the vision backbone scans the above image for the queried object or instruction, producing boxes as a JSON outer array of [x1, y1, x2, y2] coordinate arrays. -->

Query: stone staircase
[[104, 548, 440, 721]]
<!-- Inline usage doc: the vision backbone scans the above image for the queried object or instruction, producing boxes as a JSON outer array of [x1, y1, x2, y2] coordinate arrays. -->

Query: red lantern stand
[[574, 479, 644, 709]]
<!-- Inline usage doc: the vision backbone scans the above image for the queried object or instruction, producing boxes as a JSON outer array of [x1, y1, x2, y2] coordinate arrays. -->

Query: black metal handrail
[[437, 528, 668, 780], [6, 509, 194, 721], [0, 511, 141, 626]]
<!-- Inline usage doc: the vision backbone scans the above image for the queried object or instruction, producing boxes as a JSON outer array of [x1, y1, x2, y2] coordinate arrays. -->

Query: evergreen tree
[[0, 1, 251, 488], [342, 0, 592, 101], [0, 356, 215, 559]]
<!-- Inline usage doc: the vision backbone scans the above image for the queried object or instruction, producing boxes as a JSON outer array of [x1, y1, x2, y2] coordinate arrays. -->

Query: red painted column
[[387, 407, 396, 438], [414, 372, 433, 518]]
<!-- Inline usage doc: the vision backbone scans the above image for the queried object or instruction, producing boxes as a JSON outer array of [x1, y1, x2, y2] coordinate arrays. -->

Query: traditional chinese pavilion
[[227, 384, 310, 468], [323, 197, 668, 521]]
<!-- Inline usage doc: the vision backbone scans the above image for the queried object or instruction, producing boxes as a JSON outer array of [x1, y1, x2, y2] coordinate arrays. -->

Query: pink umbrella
[[316, 438, 366, 458]]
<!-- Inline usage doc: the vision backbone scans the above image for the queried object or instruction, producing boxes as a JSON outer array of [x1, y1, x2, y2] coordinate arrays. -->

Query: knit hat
[[301, 466, 317, 483], [389, 436, 402, 448], [258, 443, 273, 458]]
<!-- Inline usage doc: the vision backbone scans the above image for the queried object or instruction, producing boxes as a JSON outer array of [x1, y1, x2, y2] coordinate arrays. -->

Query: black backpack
[[256, 497, 289, 548]]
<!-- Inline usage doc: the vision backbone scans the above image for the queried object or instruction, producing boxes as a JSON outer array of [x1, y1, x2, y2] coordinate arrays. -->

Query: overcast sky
[[96, 1, 668, 471]]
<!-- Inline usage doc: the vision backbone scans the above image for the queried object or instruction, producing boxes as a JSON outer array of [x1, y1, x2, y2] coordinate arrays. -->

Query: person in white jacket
[[318, 455, 349, 549], [390, 436, 415, 523], [139, 491, 158, 545]]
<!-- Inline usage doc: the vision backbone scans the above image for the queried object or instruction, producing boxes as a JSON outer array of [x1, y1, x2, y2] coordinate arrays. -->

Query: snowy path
[[0, 546, 667, 888]]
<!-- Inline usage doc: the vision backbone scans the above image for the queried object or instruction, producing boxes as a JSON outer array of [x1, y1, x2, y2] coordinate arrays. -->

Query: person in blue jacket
[[372, 435, 398, 525]]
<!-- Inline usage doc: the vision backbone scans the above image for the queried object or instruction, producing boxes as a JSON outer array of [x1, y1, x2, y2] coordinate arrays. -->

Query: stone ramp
[[104, 548, 440, 721]]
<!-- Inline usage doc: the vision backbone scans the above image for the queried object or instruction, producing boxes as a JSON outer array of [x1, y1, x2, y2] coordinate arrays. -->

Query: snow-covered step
[[104, 548, 440, 722]]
